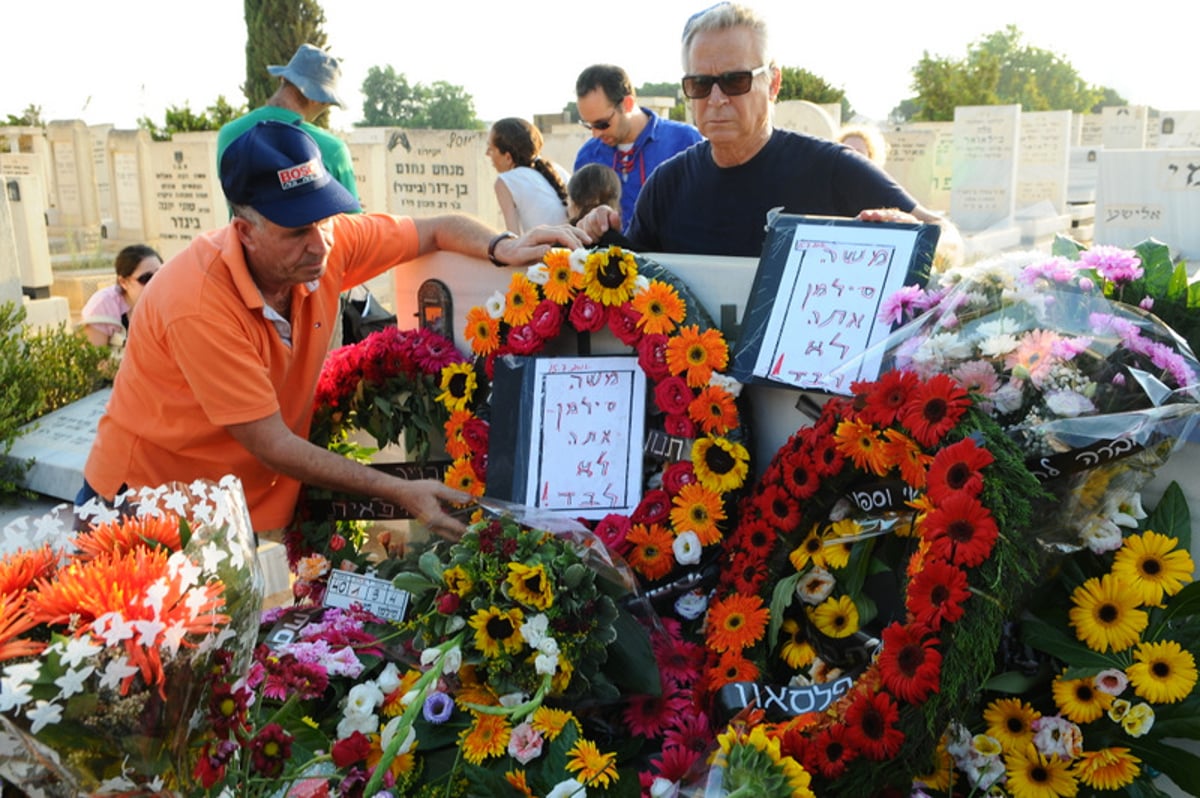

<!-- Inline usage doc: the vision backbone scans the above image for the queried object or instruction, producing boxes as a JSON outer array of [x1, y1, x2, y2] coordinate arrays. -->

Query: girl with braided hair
[[486, 117, 571, 233]]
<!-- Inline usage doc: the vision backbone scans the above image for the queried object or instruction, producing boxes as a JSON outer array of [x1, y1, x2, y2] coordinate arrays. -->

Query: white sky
[[2, 0, 1190, 131]]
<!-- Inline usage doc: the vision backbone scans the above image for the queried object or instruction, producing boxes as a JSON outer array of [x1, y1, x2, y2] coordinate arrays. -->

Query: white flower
[[537, 636, 559, 657], [400, 690, 419, 708], [526, 263, 550, 285], [632, 275, 651, 295], [521, 614, 549, 648], [28, 699, 64, 733], [441, 645, 462, 675], [534, 651, 559, 676], [336, 708, 379, 740], [672, 531, 702, 566], [1044, 389, 1095, 417], [977, 333, 1020, 358], [344, 682, 385, 714], [445, 615, 466, 633], [376, 662, 402, 695], [1081, 516, 1124, 554], [54, 665, 94, 699], [547, 778, 587, 798], [499, 692, 528, 708], [485, 291, 506, 319], [991, 383, 1024, 414], [1108, 493, 1147, 528], [569, 249, 589, 273], [649, 778, 679, 798], [708, 372, 744, 398], [1032, 716, 1082, 760], [674, 590, 708, 621], [796, 567, 836, 605], [1095, 668, 1129, 696], [381, 716, 416, 754]]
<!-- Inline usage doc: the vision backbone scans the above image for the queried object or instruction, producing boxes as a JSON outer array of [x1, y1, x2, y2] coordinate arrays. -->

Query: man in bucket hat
[[218, 44, 358, 201], [83, 121, 585, 539]]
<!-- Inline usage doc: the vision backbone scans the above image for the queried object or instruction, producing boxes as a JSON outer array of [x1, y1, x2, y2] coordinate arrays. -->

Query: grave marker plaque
[[950, 105, 1021, 232], [148, 133, 223, 259]]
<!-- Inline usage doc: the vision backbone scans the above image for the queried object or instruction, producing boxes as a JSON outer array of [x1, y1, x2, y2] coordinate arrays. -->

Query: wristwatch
[[488, 231, 517, 267]]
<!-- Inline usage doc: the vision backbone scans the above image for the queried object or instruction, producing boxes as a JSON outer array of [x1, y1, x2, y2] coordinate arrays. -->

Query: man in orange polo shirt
[[82, 121, 583, 538]]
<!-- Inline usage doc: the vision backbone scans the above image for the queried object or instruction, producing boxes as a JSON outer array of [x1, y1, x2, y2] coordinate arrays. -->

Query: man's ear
[[622, 94, 636, 113], [232, 215, 256, 249], [768, 66, 782, 101]]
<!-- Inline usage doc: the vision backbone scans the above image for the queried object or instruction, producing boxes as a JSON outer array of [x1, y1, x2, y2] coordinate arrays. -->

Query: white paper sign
[[323, 570, 411, 622], [523, 356, 646, 519]]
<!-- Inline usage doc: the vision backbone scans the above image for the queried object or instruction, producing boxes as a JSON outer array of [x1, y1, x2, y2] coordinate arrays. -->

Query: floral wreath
[[287, 326, 467, 587], [434, 246, 752, 618], [701, 369, 1049, 795]]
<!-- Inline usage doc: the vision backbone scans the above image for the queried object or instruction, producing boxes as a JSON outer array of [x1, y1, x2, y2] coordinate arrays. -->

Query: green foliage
[[357, 66, 482, 129], [777, 66, 852, 120], [898, 25, 1122, 122], [637, 81, 688, 122], [1, 105, 44, 127], [242, 0, 329, 112], [137, 95, 248, 141]]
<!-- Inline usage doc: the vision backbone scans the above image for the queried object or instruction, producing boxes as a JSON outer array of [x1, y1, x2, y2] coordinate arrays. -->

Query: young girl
[[486, 118, 570, 233]]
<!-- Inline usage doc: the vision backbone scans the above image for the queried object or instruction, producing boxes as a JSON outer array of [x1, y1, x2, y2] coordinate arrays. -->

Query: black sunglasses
[[136, 271, 155, 286], [681, 65, 770, 99], [578, 108, 618, 132]]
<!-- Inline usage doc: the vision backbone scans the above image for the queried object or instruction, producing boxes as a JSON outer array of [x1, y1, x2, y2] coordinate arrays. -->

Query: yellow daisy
[[565, 738, 619, 788], [1068, 574, 1148, 653], [807, 594, 860, 639], [1005, 744, 1078, 798], [983, 697, 1040, 752], [459, 713, 511, 765], [1127, 639, 1197, 704], [1051, 673, 1112, 724], [1111, 530, 1194, 607], [1073, 747, 1141, 791], [531, 706, 575, 740]]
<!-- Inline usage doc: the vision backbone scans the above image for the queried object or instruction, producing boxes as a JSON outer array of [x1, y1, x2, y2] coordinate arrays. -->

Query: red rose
[[608, 303, 643, 346], [569, 292, 606, 332], [530, 298, 563, 339], [437, 592, 461, 614], [508, 323, 544, 355], [328, 532, 346, 552], [664, 413, 697, 438], [654, 376, 693, 416], [462, 418, 490, 452], [637, 333, 671, 381], [662, 461, 698, 495], [594, 513, 633, 554], [332, 731, 372, 768], [632, 489, 671, 526]]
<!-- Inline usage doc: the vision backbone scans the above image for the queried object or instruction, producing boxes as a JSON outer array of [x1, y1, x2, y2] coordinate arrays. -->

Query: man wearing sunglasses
[[573, 64, 703, 233], [581, 3, 956, 258]]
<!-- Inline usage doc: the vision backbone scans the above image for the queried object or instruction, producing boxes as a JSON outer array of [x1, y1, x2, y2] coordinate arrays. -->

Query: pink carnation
[[1081, 245, 1143, 284]]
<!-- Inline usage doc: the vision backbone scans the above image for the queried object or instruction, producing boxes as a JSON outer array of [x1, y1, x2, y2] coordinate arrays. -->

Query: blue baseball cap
[[220, 121, 360, 228]]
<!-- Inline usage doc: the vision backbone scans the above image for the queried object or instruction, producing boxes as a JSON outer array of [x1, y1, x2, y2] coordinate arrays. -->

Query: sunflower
[[1004, 744, 1078, 798], [444, 458, 483, 497], [779, 618, 816, 669], [1111, 530, 1194, 607], [1068, 574, 1148, 653], [503, 273, 540, 326], [464, 306, 501, 356], [707, 593, 769, 652], [692, 436, 750, 494], [834, 417, 890, 476], [459, 713, 512, 765], [1051, 673, 1113, 724], [666, 325, 729, 387], [468, 606, 525, 658], [531, 706, 576, 739], [437, 362, 478, 412], [808, 595, 860, 639], [442, 565, 474, 597], [687, 385, 739, 436], [983, 697, 1039, 751], [584, 247, 639, 306], [1127, 639, 1197, 704], [631, 279, 687, 335], [506, 562, 554, 611], [670, 483, 726, 545], [901, 373, 970, 447], [1072, 747, 1141, 791], [565, 738, 619, 788], [626, 523, 676, 581]]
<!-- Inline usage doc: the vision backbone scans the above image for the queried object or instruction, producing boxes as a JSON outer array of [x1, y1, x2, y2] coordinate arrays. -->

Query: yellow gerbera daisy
[[983, 697, 1039, 752], [669, 483, 726, 545], [1073, 747, 1141, 791], [779, 618, 816, 669], [1111, 530, 1194, 607], [1068, 574, 1148, 652], [543, 249, 580, 304], [1051, 673, 1112, 724], [1127, 639, 1198, 704], [531, 706, 576, 740], [584, 247, 638, 306], [459, 713, 511, 765], [506, 562, 554, 611], [468, 606, 525, 658], [807, 594, 860, 639], [503, 273, 539, 326], [1005, 744, 1078, 798], [692, 436, 749, 494], [565, 738, 620, 788], [631, 280, 686, 335], [437, 362, 478, 412]]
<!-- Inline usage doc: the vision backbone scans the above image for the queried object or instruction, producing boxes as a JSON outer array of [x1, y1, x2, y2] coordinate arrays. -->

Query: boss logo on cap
[[277, 158, 325, 190]]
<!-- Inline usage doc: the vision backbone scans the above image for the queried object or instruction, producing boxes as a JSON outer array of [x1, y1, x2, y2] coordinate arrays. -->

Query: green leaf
[[1052, 234, 1085, 259], [983, 669, 1044, 694], [418, 550, 444, 583], [1018, 612, 1123, 669], [768, 571, 802, 648], [1153, 579, 1200, 626], [1142, 481, 1191, 548], [605, 609, 662, 695], [1147, 697, 1200, 739], [391, 572, 437, 595], [1127, 737, 1200, 796], [1167, 262, 1190, 302]]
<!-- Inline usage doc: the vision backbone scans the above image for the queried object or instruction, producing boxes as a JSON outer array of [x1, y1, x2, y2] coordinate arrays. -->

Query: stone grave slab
[[381, 128, 499, 226], [148, 132, 224, 259], [950, 105, 1020, 233], [1017, 110, 1071, 214], [7, 388, 109, 501], [1156, 111, 1200, 149], [1094, 148, 1200, 263], [1101, 106, 1149, 149]]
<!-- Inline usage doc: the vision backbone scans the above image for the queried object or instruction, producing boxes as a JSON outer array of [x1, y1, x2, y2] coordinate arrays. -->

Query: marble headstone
[[148, 132, 224, 259], [1094, 148, 1200, 262], [950, 105, 1021, 232]]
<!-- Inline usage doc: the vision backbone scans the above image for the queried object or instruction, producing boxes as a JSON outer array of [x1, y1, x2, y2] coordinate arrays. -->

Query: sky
[[2, 0, 1191, 132]]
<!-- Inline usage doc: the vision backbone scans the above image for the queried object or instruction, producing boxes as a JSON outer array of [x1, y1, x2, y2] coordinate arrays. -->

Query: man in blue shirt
[[573, 64, 703, 232]]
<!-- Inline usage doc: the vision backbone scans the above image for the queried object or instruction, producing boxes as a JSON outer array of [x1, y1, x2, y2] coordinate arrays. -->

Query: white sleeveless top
[[497, 164, 570, 232]]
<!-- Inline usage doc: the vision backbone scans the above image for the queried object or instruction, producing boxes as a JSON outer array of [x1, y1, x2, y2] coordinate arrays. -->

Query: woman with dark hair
[[79, 243, 162, 348], [486, 117, 571, 233]]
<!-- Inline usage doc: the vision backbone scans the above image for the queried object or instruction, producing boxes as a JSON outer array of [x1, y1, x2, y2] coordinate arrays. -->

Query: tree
[[777, 66, 852, 119], [637, 81, 687, 122], [137, 95, 247, 141], [242, 0, 329, 123], [897, 25, 1122, 122], [357, 66, 482, 129], [2, 105, 44, 127]]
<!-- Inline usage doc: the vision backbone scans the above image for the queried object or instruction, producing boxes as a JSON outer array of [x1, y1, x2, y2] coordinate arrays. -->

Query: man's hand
[[574, 205, 622, 242], [389, 479, 472, 541], [856, 207, 921, 224], [493, 224, 591, 267]]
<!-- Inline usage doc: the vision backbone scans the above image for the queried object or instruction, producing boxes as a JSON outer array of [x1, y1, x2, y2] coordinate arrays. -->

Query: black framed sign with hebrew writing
[[730, 214, 939, 394]]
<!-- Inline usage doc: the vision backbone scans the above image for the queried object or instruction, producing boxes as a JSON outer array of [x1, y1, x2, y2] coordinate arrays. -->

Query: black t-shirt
[[627, 128, 917, 257]]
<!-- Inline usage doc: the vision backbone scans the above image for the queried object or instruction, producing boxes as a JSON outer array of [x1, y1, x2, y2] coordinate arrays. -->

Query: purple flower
[[423, 691, 454, 724], [878, 284, 927, 325], [1139, 296, 1155, 311], [1020, 256, 1080, 285], [1081, 245, 1143, 284]]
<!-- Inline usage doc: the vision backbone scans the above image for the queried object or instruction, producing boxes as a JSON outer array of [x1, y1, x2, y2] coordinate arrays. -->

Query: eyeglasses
[[681, 64, 770, 99], [136, 272, 155, 286], [578, 108, 618, 131]]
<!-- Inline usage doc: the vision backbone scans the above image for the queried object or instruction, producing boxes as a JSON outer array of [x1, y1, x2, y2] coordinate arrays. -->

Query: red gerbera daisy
[[707, 649, 760, 688], [901, 373, 970, 447], [780, 448, 821, 500], [726, 549, 767, 595], [859, 369, 920, 426], [926, 437, 994, 502], [802, 724, 858, 780], [623, 690, 692, 739], [737, 518, 777, 561], [843, 690, 905, 760], [653, 633, 706, 689], [877, 622, 943, 704], [810, 433, 845, 477], [906, 559, 971, 630], [923, 493, 999, 568], [652, 740, 706, 782], [758, 484, 801, 530]]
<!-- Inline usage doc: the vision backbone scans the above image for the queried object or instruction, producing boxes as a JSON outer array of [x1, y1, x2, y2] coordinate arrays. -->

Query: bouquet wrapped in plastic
[[837, 245, 1200, 550], [0, 476, 264, 796]]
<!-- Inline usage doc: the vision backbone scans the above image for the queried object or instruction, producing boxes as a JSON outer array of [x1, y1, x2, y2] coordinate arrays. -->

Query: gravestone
[[1101, 106, 1149, 149], [6, 389, 109, 501], [148, 132, 224, 259], [45, 120, 103, 245], [90, 124, 114, 235], [382, 128, 500, 227], [0, 186, 23, 306], [1017, 110, 1071, 214], [344, 129, 388, 214], [1156, 112, 1200, 149], [774, 101, 836, 139], [4, 174, 53, 297], [884, 126, 947, 212], [1093, 148, 1200, 263], [0, 126, 56, 210], [1068, 147, 1102, 204], [108, 128, 160, 243], [1076, 114, 1103, 147], [950, 105, 1021, 232]]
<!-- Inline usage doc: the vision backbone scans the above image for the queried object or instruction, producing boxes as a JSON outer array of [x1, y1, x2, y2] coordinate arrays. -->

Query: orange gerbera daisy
[[834, 417, 889, 476], [626, 523, 675, 581], [444, 458, 484, 496], [459, 713, 512, 764], [631, 280, 686, 335], [709, 649, 760, 687], [669, 483, 726, 545], [0, 545, 58, 596], [505, 770, 536, 798], [464, 306, 501, 356], [543, 249, 580, 304], [881, 428, 930, 488], [666, 325, 729, 387], [687, 385, 738, 435], [707, 593, 769, 652], [566, 738, 620, 788], [74, 513, 183, 558], [503, 273, 539, 327], [443, 409, 473, 460], [0, 592, 46, 662]]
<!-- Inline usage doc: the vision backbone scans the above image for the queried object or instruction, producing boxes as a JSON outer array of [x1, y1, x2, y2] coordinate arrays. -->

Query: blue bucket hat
[[267, 44, 346, 108], [220, 121, 360, 228]]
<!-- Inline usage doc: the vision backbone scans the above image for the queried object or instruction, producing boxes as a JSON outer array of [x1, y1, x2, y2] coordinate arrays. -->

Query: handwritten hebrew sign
[[730, 215, 938, 394]]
